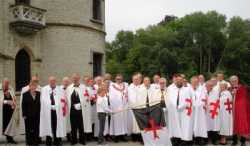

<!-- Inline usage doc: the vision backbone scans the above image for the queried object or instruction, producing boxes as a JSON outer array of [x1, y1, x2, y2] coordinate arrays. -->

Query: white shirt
[[96, 95, 111, 113]]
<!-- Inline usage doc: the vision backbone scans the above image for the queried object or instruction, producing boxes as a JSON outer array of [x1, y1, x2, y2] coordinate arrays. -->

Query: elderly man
[[0, 78, 17, 144], [109, 74, 128, 142], [167, 74, 193, 146], [128, 74, 142, 141], [151, 74, 161, 89], [230, 75, 250, 146], [66, 73, 92, 145], [40, 76, 66, 146], [190, 76, 208, 146], [166, 75, 193, 146]]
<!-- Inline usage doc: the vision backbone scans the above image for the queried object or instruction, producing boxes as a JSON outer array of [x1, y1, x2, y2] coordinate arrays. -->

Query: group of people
[[0, 72, 249, 146]]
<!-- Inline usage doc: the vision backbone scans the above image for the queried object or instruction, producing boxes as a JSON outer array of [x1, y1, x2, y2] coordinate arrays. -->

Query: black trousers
[[2, 104, 14, 133], [24, 117, 40, 145], [232, 135, 246, 144], [194, 137, 207, 145], [171, 137, 182, 146], [98, 113, 106, 144], [46, 110, 61, 146], [208, 131, 219, 144], [70, 109, 85, 144]]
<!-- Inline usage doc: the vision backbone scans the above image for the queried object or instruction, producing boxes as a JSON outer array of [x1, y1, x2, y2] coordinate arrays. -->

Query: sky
[[105, 0, 250, 42]]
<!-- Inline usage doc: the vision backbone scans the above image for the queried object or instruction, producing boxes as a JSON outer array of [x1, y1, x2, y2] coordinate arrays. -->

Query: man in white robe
[[206, 79, 220, 145], [190, 76, 208, 146], [128, 74, 142, 141], [151, 74, 160, 90], [60, 76, 71, 142], [66, 73, 92, 145], [134, 77, 171, 146], [109, 74, 128, 142], [153, 78, 168, 123], [40, 76, 66, 146], [198, 74, 206, 90], [167, 74, 193, 146], [0, 78, 18, 144]]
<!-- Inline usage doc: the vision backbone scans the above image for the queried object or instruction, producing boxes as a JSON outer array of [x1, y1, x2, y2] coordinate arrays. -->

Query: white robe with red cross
[[167, 85, 194, 141], [190, 86, 208, 138], [219, 90, 233, 136], [207, 86, 220, 132]]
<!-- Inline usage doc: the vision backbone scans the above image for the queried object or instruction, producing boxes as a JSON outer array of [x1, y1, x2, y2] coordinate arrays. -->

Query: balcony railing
[[9, 4, 46, 35]]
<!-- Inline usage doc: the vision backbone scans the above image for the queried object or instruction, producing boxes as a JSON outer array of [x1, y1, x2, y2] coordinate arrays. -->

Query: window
[[93, 52, 103, 77], [92, 0, 102, 21], [15, 0, 30, 5]]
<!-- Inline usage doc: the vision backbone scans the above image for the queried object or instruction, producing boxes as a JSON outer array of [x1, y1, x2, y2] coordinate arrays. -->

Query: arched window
[[15, 49, 31, 91], [15, 0, 30, 5], [93, 0, 102, 21]]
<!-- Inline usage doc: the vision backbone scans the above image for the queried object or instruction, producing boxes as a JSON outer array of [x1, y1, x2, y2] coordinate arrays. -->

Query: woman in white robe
[[0, 79, 18, 144], [219, 83, 233, 145]]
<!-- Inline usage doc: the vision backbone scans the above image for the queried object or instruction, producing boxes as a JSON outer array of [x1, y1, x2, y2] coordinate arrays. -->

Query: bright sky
[[105, 0, 250, 42]]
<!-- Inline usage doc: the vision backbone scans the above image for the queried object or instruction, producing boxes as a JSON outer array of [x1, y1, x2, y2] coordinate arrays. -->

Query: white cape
[[66, 84, 92, 133], [39, 85, 66, 138]]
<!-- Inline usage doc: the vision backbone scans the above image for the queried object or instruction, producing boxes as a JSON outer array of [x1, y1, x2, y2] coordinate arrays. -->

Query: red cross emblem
[[84, 89, 89, 97], [209, 99, 220, 119], [202, 97, 208, 111], [144, 118, 162, 140], [185, 98, 192, 116], [224, 98, 233, 114], [61, 97, 68, 117]]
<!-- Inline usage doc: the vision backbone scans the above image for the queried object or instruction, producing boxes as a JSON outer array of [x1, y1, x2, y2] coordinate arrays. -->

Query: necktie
[[161, 89, 164, 101], [146, 89, 149, 108], [177, 88, 180, 107], [50, 90, 55, 105]]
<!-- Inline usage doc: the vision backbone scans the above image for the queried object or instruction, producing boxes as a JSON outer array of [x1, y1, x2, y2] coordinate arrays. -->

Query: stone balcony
[[9, 4, 46, 35]]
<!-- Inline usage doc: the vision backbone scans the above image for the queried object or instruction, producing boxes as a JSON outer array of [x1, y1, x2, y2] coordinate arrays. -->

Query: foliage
[[105, 11, 250, 84]]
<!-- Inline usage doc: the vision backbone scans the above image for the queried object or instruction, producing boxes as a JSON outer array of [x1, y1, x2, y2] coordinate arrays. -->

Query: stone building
[[0, 0, 106, 91]]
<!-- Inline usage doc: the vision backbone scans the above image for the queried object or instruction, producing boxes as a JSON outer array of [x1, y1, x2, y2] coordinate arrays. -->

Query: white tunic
[[190, 86, 208, 138], [40, 85, 66, 138], [109, 82, 128, 136], [206, 86, 220, 131], [167, 85, 194, 141], [128, 83, 141, 134], [66, 84, 92, 133], [219, 90, 233, 136]]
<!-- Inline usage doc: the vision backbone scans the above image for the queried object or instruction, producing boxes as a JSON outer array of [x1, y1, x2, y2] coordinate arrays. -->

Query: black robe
[[2, 92, 14, 134]]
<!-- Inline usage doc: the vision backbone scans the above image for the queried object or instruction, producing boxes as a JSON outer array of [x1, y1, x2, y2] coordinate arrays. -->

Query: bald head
[[190, 76, 199, 88], [48, 76, 57, 88], [62, 76, 70, 88], [72, 73, 81, 85]]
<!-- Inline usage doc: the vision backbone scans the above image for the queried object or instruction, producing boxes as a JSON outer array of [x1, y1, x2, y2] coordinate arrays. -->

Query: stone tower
[[0, 0, 106, 90]]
